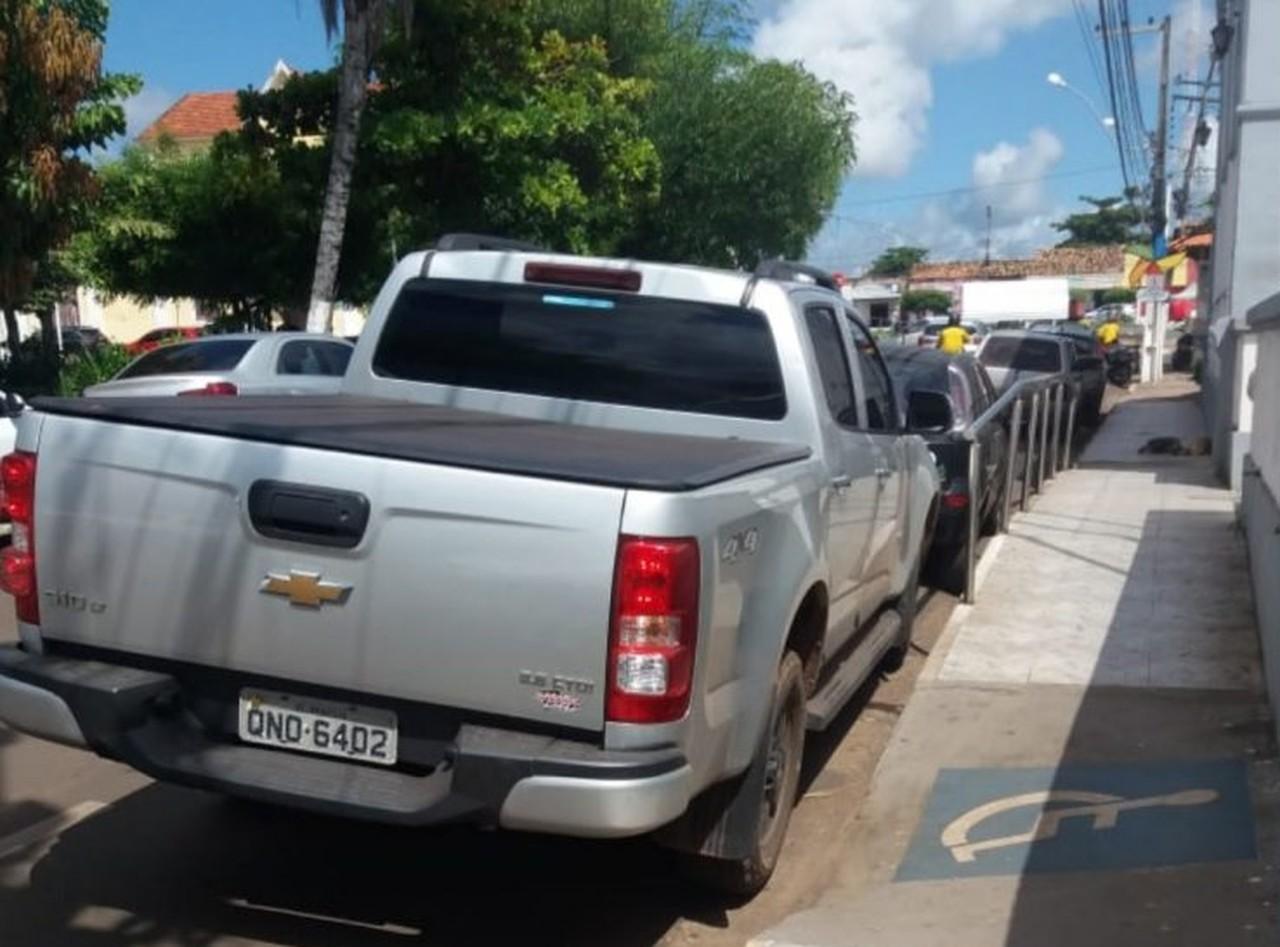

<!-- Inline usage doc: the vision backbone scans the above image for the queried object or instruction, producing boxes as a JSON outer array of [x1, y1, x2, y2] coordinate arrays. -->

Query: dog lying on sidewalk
[[1139, 436, 1212, 456]]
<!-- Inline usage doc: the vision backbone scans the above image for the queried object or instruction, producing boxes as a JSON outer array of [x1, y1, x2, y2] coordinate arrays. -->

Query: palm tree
[[306, 0, 396, 333]]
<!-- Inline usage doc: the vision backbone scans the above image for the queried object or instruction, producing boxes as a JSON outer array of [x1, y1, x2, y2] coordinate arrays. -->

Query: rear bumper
[[0, 646, 691, 838]]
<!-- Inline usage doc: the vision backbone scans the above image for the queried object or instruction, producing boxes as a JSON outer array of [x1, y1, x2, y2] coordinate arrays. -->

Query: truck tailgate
[[32, 412, 628, 731]]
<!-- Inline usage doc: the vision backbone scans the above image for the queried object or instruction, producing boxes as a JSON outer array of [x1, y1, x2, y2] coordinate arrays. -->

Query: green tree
[[1100, 287, 1136, 305], [0, 0, 139, 359], [1052, 195, 1146, 247], [79, 0, 662, 313], [900, 289, 952, 314], [869, 245, 927, 278], [364, 1, 661, 260], [70, 139, 317, 329], [538, 0, 855, 267]]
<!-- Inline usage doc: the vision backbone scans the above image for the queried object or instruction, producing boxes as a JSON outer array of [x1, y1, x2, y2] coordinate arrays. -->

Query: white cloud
[[1135, 0, 1211, 81], [914, 128, 1067, 258], [753, 0, 1073, 176], [807, 128, 1070, 269]]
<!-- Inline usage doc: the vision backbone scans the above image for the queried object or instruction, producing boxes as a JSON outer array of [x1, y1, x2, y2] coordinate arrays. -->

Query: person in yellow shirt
[[1096, 315, 1121, 347], [937, 315, 970, 355]]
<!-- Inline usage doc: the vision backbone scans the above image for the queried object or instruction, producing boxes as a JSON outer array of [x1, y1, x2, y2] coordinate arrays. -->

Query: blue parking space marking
[[896, 759, 1256, 881]]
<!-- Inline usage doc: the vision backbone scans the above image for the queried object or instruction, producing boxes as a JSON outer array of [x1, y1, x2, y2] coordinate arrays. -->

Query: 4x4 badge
[[259, 570, 352, 608]]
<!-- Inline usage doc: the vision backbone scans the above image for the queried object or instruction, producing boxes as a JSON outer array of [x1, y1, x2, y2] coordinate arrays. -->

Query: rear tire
[[677, 651, 806, 897]]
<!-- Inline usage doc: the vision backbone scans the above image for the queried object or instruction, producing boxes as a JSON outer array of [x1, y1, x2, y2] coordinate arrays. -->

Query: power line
[[825, 163, 1121, 215], [1071, 0, 1108, 100], [1097, 0, 1134, 190]]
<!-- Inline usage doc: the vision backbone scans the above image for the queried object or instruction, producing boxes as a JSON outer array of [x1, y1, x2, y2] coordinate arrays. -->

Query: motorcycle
[[1105, 345, 1136, 387]]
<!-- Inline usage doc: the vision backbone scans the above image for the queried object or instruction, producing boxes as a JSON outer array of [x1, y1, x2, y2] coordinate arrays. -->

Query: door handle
[[831, 474, 853, 491]]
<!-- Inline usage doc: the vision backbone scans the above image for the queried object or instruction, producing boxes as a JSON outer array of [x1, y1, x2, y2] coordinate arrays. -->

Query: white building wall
[[1252, 320, 1280, 498], [1206, 0, 1280, 491]]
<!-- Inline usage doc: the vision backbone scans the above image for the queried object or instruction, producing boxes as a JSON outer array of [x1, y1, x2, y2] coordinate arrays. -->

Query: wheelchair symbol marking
[[942, 788, 1220, 864]]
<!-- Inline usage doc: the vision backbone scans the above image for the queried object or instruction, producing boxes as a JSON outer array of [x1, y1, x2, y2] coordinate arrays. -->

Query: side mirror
[[906, 390, 953, 433]]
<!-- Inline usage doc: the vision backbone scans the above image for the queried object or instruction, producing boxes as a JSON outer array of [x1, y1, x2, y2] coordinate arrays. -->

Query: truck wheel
[[678, 651, 806, 897]]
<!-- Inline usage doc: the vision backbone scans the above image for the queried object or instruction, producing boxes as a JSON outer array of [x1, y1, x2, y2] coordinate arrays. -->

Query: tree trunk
[[307, 0, 381, 335], [1, 306, 19, 363]]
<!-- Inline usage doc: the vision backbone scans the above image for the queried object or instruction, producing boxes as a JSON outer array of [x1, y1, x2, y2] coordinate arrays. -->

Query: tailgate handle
[[248, 481, 370, 549]]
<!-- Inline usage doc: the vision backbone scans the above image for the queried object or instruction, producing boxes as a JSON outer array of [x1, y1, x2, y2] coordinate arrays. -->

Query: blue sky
[[104, 0, 1212, 271]]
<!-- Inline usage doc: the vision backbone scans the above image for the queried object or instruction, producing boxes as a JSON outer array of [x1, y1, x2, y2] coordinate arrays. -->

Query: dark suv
[[883, 346, 1009, 590]]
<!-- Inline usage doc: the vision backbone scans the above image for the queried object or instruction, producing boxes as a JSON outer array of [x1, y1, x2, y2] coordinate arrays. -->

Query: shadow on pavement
[[996, 477, 1277, 944], [0, 781, 740, 947]]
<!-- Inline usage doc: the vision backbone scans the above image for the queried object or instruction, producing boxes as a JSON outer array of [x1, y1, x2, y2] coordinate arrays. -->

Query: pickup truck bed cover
[[32, 395, 811, 491]]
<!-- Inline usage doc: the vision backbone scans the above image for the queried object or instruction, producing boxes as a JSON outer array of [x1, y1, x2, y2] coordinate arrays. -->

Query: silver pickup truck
[[0, 242, 937, 894]]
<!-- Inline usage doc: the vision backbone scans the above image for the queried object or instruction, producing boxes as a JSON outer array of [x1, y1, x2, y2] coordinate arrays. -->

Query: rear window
[[118, 339, 255, 379], [372, 279, 787, 420], [882, 349, 950, 393], [979, 336, 1063, 373], [278, 340, 353, 376]]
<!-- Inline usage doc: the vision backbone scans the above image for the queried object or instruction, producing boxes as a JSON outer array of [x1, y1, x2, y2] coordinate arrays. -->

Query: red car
[[126, 326, 203, 356]]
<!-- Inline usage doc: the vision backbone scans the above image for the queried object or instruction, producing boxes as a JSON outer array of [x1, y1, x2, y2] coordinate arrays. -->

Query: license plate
[[237, 689, 398, 766]]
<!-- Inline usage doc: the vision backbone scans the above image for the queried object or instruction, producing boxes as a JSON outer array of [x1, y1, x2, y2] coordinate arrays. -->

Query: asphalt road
[[0, 589, 957, 947]]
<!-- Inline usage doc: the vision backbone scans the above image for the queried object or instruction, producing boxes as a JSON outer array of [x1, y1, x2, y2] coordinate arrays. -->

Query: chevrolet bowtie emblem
[[259, 570, 352, 608]]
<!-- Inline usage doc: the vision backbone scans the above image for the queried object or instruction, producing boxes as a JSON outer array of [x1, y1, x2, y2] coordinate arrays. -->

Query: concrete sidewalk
[[754, 380, 1279, 947]]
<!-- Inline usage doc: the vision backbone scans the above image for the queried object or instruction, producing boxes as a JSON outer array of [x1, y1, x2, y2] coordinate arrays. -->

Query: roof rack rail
[[434, 233, 547, 253], [753, 259, 840, 292]]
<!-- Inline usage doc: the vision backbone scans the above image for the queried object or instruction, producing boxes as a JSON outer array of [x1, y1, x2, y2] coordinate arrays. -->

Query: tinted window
[[374, 279, 786, 420], [979, 336, 1064, 373], [118, 340, 255, 379], [848, 320, 895, 431], [803, 306, 857, 424], [881, 349, 951, 394], [278, 340, 353, 376]]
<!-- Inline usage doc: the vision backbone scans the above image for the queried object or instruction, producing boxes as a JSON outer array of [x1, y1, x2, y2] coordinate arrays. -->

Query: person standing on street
[[937, 314, 970, 355], [1096, 312, 1121, 348]]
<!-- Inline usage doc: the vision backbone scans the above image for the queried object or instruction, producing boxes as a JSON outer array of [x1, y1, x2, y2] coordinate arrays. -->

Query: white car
[[85, 333, 355, 398]]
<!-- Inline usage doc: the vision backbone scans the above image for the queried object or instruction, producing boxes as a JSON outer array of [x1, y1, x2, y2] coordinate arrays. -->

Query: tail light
[[0, 451, 38, 623], [607, 537, 699, 724], [178, 381, 238, 397], [942, 490, 970, 510], [524, 262, 642, 293]]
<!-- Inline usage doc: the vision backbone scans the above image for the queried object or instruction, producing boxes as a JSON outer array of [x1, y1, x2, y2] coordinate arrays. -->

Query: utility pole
[[1151, 14, 1172, 257], [1095, 16, 1173, 255], [984, 205, 992, 265]]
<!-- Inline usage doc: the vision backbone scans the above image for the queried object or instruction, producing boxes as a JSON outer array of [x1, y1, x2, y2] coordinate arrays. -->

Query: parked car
[[0, 240, 939, 896], [884, 347, 1009, 590], [978, 330, 1092, 424], [60, 326, 105, 354], [85, 333, 355, 398], [1027, 321, 1107, 422], [125, 325, 203, 356]]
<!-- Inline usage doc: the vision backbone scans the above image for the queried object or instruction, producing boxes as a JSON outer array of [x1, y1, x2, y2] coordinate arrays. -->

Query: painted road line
[[0, 800, 106, 860], [227, 898, 422, 936], [896, 759, 1255, 881]]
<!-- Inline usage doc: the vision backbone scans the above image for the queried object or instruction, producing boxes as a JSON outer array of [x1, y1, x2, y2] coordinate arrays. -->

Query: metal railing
[[957, 372, 1079, 603]]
